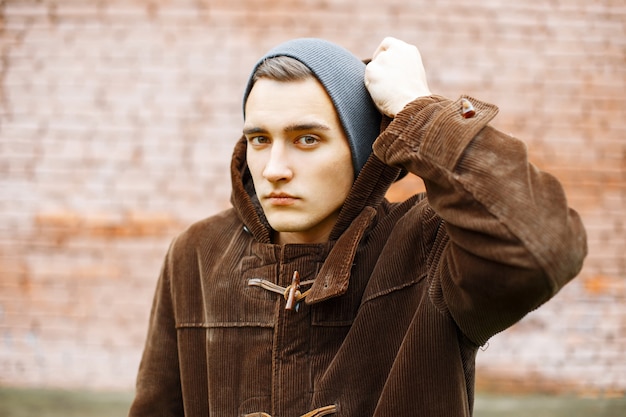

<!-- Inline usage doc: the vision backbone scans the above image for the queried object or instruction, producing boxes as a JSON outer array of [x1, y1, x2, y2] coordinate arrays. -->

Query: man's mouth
[[265, 192, 298, 206]]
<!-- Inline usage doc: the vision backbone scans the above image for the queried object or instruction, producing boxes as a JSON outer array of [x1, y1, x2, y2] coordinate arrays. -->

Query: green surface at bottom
[[0, 388, 625, 417], [474, 393, 626, 417], [0, 388, 134, 417]]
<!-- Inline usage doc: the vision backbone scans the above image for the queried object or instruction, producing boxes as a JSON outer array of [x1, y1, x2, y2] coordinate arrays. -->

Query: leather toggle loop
[[244, 404, 336, 417], [247, 273, 312, 312]]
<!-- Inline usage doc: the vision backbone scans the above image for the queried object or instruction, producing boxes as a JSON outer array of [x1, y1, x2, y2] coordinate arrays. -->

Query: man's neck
[[274, 230, 330, 245]]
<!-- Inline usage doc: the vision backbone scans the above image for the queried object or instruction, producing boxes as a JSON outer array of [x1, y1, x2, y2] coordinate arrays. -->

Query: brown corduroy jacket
[[128, 95, 587, 417]]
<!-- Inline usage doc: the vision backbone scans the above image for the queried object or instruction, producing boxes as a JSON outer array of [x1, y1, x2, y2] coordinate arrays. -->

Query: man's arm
[[366, 38, 587, 345], [128, 244, 184, 416]]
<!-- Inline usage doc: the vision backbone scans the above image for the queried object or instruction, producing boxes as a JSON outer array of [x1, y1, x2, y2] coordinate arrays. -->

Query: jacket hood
[[229, 120, 403, 244]]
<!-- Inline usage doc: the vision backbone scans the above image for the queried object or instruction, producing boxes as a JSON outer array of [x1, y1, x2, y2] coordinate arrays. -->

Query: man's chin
[[268, 223, 305, 233]]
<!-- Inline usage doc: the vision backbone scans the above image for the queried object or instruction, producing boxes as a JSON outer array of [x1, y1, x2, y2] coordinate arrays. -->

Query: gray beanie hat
[[243, 38, 382, 176]]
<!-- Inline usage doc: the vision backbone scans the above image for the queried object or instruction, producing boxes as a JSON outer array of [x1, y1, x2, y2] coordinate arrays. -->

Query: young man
[[128, 37, 587, 417]]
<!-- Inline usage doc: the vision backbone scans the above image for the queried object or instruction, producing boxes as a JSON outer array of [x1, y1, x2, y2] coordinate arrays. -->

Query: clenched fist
[[365, 37, 431, 118]]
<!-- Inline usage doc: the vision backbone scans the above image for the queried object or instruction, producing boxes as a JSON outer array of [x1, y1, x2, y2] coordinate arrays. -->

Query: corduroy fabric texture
[[243, 38, 382, 176], [128, 95, 587, 417]]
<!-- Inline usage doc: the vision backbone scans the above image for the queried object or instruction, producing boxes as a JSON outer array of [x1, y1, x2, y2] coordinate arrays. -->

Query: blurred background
[[0, 0, 624, 414]]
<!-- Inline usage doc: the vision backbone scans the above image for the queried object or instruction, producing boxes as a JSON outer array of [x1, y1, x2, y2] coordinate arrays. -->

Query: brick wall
[[0, 0, 624, 395]]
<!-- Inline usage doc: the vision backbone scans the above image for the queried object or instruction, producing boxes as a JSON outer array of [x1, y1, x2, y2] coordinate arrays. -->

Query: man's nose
[[263, 144, 293, 182]]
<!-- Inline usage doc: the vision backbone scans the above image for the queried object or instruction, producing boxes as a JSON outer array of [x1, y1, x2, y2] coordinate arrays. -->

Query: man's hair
[[251, 56, 313, 83]]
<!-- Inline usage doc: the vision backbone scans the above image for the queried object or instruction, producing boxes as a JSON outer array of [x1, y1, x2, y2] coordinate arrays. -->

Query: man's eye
[[296, 135, 319, 146], [249, 136, 270, 145]]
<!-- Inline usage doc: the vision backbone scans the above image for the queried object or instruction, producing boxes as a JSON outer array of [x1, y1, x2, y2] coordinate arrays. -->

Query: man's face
[[244, 77, 354, 245]]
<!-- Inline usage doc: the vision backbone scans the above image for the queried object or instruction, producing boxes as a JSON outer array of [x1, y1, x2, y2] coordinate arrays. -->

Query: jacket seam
[[176, 322, 274, 329], [360, 275, 426, 304]]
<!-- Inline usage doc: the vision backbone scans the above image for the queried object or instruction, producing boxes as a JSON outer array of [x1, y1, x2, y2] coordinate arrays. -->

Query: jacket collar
[[230, 137, 272, 243]]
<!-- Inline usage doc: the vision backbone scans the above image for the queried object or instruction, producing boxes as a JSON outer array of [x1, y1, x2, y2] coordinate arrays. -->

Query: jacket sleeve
[[373, 95, 587, 346], [128, 242, 184, 417]]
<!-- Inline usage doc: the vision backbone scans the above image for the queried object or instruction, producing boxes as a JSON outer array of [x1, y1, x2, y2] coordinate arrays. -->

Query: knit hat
[[243, 38, 382, 177]]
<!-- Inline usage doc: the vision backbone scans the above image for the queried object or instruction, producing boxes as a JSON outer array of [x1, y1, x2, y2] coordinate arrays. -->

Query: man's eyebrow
[[243, 126, 267, 135], [283, 122, 331, 132], [243, 122, 331, 136]]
